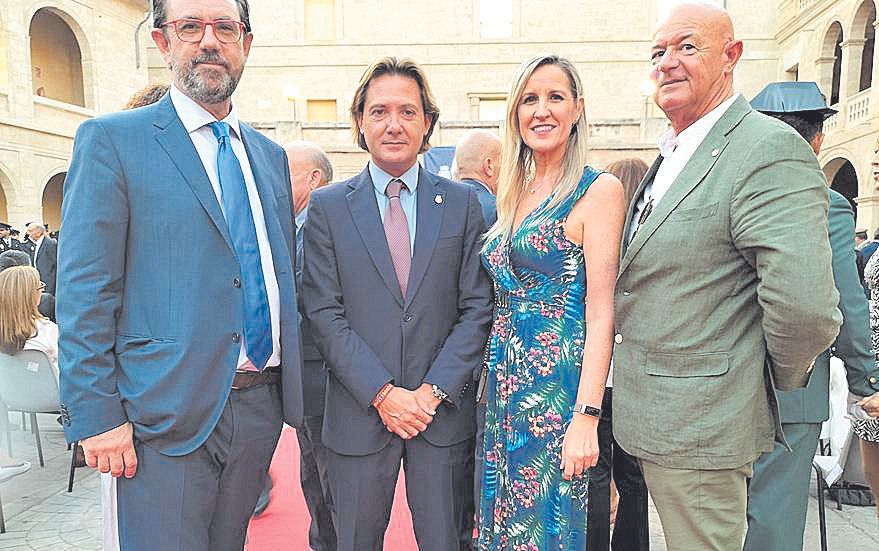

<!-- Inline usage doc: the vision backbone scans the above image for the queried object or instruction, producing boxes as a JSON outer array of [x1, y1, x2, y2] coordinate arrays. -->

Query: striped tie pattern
[[383, 178, 411, 297]]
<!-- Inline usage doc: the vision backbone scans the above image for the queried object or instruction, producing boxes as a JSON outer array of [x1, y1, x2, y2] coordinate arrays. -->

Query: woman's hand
[[858, 392, 879, 417], [560, 414, 599, 480]]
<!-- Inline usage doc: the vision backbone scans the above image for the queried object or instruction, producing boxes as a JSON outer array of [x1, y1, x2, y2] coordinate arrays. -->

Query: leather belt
[[231, 366, 281, 390]]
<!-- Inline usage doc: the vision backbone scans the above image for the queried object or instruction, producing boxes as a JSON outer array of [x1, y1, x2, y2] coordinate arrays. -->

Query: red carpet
[[245, 426, 419, 551]]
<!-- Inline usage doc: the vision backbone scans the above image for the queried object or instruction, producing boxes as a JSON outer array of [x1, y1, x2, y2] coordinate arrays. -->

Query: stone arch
[[824, 156, 860, 212], [851, 0, 878, 93], [0, 165, 13, 223], [40, 170, 66, 232], [820, 21, 845, 105], [27, 5, 93, 108]]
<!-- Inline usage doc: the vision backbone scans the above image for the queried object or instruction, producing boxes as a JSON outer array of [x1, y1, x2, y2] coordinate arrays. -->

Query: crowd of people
[[2, 0, 879, 550]]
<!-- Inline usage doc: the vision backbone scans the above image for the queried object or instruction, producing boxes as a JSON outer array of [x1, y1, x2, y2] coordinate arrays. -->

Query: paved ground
[[1, 413, 877, 550]]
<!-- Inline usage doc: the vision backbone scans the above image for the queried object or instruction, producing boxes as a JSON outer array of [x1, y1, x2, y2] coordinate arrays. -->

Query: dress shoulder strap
[[570, 165, 603, 205]]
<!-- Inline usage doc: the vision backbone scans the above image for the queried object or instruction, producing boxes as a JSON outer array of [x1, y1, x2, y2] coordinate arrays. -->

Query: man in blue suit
[[57, 1, 302, 549], [302, 57, 493, 551], [746, 81, 879, 550], [452, 129, 500, 228]]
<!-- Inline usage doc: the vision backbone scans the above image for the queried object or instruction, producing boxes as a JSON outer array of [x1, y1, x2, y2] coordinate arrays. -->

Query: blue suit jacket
[[459, 178, 497, 227], [302, 165, 492, 455], [57, 94, 303, 455]]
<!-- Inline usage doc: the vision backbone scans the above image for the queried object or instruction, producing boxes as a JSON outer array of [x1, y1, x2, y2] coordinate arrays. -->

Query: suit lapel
[[152, 95, 234, 252], [347, 168, 404, 306], [239, 124, 292, 279], [620, 156, 661, 261], [618, 96, 751, 276], [406, 167, 444, 306]]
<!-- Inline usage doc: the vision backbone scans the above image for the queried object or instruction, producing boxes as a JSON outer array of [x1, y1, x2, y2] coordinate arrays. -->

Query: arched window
[[29, 9, 84, 106], [824, 158, 859, 211], [41, 173, 65, 232], [857, 1, 877, 92]]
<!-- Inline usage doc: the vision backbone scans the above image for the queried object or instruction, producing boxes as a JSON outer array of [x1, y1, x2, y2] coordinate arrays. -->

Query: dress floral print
[[477, 167, 600, 550]]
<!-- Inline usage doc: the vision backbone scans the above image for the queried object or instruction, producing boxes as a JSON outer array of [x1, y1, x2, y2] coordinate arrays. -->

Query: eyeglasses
[[162, 19, 245, 44], [36, 282, 46, 292]]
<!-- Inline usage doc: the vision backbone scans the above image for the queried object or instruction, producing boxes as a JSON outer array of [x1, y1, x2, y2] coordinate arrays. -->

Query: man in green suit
[[612, 4, 843, 550], [744, 82, 879, 551]]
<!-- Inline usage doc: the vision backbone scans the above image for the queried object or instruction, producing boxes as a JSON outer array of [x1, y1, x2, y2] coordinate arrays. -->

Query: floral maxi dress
[[477, 167, 600, 550]]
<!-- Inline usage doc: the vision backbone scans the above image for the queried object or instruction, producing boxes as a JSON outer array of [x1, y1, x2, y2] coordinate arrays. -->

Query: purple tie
[[384, 178, 411, 297]]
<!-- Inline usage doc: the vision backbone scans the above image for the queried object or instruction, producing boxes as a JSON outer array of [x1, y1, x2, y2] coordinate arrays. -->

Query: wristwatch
[[431, 384, 449, 402], [573, 403, 601, 418]]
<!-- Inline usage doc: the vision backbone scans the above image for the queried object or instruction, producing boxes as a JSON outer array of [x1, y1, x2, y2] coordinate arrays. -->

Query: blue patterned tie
[[209, 121, 272, 371]]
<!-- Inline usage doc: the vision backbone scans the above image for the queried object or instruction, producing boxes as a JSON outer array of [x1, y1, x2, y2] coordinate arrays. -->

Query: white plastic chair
[[0, 350, 60, 467]]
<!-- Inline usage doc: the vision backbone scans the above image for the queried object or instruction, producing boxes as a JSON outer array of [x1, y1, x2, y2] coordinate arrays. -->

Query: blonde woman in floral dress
[[477, 54, 625, 549]]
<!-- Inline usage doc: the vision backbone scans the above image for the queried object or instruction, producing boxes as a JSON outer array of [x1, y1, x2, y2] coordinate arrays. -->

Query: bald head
[[651, 0, 742, 132], [453, 129, 502, 193], [284, 141, 333, 216]]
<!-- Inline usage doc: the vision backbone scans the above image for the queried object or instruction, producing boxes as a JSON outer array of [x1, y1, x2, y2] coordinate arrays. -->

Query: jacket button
[[870, 376, 878, 386], [232, 333, 241, 344], [233, 278, 241, 288], [403, 314, 413, 322], [614, 333, 623, 344]]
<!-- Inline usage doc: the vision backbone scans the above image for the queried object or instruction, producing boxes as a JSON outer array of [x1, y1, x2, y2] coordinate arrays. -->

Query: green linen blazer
[[612, 96, 843, 470], [779, 189, 878, 424]]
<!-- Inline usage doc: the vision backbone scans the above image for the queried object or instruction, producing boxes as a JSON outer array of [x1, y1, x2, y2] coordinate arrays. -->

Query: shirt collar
[[656, 93, 740, 158], [295, 206, 308, 229], [369, 161, 420, 196], [170, 84, 242, 139]]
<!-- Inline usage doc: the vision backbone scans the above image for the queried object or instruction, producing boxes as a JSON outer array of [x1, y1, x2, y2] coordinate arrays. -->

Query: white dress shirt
[[627, 94, 740, 244], [31, 235, 44, 265], [170, 85, 281, 370]]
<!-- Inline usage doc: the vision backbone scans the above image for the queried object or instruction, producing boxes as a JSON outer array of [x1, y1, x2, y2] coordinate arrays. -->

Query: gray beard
[[171, 53, 241, 105]]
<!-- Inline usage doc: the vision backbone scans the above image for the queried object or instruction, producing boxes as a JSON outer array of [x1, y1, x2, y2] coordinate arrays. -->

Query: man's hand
[[376, 387, 434, 439], [413, 383, 442, 415], [80, 422, 137, 478]]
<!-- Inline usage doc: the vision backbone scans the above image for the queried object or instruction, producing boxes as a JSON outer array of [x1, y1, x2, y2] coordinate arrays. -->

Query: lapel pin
[[711, 148, 719, 157], [434, 194, 444, 205]]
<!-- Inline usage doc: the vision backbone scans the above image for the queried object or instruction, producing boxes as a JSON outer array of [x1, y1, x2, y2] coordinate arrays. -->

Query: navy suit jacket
[[57, 94, 303, 455], [302, 165, 492, 455], [34, 237, 57, 296], [459, 178, 497, 227], [296, 214, 328, 417]]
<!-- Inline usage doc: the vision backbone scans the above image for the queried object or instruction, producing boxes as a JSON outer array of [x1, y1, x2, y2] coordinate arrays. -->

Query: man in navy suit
[[26, 223, 57, 296], [302, 57, 492, 551], [282, 141, 336, 549], [451, 127, 499, 549], [452, 129, 500, 228], [57, 1, 302, 549]]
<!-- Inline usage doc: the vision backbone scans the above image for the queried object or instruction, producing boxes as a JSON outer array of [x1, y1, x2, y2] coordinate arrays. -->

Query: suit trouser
[[116, 383, 283, 551], [296, 414, 337, 551], [640, 458, 752, 551], [327, 434, 471, 551], [587, 388, 650, 551], [744, 422, 822, 551]]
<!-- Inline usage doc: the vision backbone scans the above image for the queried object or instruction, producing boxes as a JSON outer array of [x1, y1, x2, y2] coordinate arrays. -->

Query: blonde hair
[[349, 57, 440, 154], [484, 54, 590, 249], [0, 266, 41, 355]]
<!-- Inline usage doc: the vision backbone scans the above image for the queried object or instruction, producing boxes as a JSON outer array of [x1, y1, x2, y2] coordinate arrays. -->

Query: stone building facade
[[0, 0, 149, 230], [777, 0, 879, 232], [144, 0, 780, 181], [3, 0, 878, 231]]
